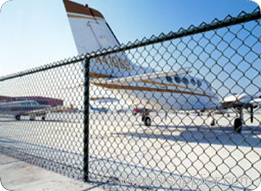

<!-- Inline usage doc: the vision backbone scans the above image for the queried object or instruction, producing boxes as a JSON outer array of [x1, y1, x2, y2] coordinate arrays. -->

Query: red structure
[[0, 95, 63, 106]]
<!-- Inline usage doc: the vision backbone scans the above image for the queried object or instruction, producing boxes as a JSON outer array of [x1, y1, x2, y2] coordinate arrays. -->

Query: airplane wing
[[193, 94, 261, 112], [91, 69, 190, 85], [250, 98, 261, 106], [90, 97, 119, 103], [211, 94, 261, 124], [219, 94, 261, 110], [191, 93, 261, 112], [23, 104, 74, 116]]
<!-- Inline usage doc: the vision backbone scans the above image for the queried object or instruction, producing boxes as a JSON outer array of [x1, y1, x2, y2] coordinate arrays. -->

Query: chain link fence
[[0, 8, 261, 190]]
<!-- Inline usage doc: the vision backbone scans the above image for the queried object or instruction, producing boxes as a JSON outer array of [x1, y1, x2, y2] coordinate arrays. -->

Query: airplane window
[[182, 77, 189, 85], [174, 76, 181, 83], [197, 80, 202, 87], [166, 76, 172, 83], [191, 78, 196, 86]]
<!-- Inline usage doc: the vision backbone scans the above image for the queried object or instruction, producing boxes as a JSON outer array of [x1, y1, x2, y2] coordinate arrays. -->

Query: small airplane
[[0, 98, 73, 121], [89, 104, 109, 113], [62, 0, 260, 133]]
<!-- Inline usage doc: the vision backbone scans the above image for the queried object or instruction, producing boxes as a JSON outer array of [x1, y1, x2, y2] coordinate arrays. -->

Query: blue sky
[[0, 0, 258, 76]]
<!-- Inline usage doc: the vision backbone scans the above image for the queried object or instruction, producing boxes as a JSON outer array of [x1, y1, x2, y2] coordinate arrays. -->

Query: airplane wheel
[[30, 115, 36, 121], [210, 119, 215, 126], [144, 117, 151, 127], [15, 115, 21, 120], [234, 118, 242, 133], [42, 116, 46, 121]]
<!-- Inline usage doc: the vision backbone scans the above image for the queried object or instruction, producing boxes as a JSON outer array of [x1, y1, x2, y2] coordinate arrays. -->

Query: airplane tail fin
[[62, 0, 153, 77], [62, 0, 120, 55]]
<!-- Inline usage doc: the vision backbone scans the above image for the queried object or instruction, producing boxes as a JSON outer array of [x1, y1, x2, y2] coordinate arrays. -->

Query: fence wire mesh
[[0, 62, 85, 179], [0, 8, 261, 191]]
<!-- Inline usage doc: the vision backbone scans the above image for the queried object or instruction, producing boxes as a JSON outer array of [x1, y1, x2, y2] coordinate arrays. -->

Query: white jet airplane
[[62, 0, 260, 133], [89, 104, 109, 113], [0, 99, 73, 121], [0, 100, 51, 121]]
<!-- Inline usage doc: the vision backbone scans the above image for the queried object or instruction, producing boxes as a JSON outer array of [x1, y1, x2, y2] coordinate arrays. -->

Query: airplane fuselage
[[0, 100, 50, 116]]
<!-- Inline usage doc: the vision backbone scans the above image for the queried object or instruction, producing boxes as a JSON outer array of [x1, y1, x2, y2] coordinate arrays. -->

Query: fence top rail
[[0, 8, 260, 82]]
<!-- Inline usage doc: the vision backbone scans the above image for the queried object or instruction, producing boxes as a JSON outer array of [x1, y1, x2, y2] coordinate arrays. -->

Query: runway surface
[[0, 111, 261, 190]]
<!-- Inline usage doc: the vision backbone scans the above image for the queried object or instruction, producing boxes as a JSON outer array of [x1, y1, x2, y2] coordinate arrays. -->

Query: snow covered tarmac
[[0, 111, 260, 190]]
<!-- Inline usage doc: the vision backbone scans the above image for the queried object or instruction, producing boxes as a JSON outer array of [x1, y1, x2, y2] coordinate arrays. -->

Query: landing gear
[[15, 115, 21, 120], [144, 116, 151, 126], [210, 118, 215, 126], [208, 113, 215, 126], [234, 118, 242, 133], [142, 109, 151, 127], [29, 114, 36, 121], [234, 108, 243, 133]]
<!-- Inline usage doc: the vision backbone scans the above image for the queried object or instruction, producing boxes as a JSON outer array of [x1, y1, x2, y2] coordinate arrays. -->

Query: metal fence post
[[83, 57, 90, 182]]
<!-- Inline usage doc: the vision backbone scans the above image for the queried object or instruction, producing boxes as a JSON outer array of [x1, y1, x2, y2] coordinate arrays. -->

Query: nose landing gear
[[234, 108, 243, 133], [234, 118, 242, 133], [15, 115, 21, 120]]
